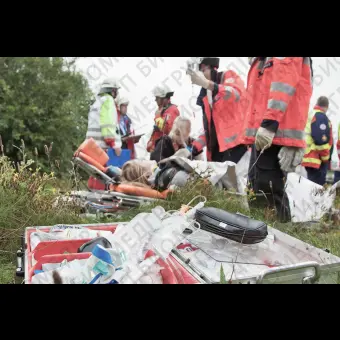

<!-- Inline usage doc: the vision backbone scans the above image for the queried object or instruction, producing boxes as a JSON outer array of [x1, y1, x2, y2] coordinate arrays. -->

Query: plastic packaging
[[30, 228, 113, 251], [78, 237, 112, 253]]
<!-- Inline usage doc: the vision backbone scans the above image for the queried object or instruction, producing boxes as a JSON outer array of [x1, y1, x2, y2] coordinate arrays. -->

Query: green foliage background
[[0, 57, 93, 173]]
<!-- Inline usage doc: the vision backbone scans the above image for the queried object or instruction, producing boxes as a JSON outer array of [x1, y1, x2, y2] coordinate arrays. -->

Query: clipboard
[[122, 134, 144, 142]]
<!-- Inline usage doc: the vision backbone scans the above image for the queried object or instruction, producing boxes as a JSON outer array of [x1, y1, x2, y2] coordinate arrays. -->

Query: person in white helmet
[[86, 78, 122, 156], [147, 85, 180, 154], [116, 96, 141, 159]]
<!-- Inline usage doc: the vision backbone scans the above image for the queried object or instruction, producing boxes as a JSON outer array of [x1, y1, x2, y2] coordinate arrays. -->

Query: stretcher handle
[[16, 248, 25, 278], [256, 261, 321, 285]]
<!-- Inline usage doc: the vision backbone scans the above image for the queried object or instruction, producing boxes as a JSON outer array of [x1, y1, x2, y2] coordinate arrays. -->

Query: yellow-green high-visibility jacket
[[302, 106, 333, 169], [86, 93, 122, 149]]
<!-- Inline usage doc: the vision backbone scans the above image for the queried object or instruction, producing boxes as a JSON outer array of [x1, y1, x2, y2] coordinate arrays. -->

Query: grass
[[0, 156, 87, 283], [0, 159, 340, 284]]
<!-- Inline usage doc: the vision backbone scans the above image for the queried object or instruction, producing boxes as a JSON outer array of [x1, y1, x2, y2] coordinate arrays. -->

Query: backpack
[[154, 161, 184, 191]]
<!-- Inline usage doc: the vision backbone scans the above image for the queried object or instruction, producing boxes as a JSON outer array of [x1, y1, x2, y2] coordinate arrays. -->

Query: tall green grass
[[0, 156, 85, 283]]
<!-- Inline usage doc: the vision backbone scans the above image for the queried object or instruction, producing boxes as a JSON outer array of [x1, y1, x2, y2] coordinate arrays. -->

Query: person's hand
[[186, 67, 210, 89], [278, 147, 305, 173], [132, 135, 143, 144], [174, 148, 191, 158], [114, 148, 122, 157], [255, 127, 276, 151]]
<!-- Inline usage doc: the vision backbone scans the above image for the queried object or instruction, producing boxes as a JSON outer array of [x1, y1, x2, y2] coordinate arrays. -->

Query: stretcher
[[73, 139, 171, 212], [16, 223, 199, 285]]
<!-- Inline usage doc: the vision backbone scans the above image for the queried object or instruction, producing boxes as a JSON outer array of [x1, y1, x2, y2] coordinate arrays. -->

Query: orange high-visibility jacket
[[243, 57, 313, 148], [193, 70, 246, 161]]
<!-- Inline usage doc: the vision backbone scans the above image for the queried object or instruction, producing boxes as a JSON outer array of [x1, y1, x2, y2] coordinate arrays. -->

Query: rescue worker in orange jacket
[[187, 57, 248, 163], [147, 86, 180, 154], [246, 57, 313, 223], [302, 97, 333, 186]]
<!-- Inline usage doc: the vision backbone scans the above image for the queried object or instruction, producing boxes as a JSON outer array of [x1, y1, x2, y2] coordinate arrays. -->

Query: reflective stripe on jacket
[[86, 94, 122, 149], [193, 70, 246, 161], [302, 107, 333, 169], [244, 57, 313, 148]]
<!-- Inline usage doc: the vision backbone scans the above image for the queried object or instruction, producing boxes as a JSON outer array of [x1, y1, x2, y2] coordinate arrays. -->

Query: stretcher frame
[[71, 190, 157, 211], [73, 157, 116, 188], [73, 156, 164, 212]]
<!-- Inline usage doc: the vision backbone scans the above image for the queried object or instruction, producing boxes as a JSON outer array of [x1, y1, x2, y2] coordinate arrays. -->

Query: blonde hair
[[121, 161, 151, 188], [169, 117, 191, 146]]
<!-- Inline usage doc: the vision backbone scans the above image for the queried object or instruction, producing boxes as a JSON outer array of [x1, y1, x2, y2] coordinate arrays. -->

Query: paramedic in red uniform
[[187, 57, 248, 163], [147, 86, 180, 154], [245, 57, 313, 223]]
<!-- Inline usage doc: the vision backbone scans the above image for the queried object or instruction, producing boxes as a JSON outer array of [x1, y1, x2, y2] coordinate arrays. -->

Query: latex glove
[[155, 117, 165, 130], [278, 147, 305, 173], [187, 67, 210, 89], [255, 127, 276, 152]]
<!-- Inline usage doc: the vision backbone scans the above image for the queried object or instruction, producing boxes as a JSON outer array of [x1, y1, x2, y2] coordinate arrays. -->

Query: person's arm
[[207, 79, 241, 104], [261, 57, 303, 133], [311, 113, 332, 162], [100, 96, 122, 149], [192, 134, 206, 157], [163, 106, 180, 135]]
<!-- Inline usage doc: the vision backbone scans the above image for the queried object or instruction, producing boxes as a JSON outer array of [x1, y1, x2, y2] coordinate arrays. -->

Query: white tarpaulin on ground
[[162, 150, 251, 194], [169, 151, 339, 223], [286, 174, 339, 223]]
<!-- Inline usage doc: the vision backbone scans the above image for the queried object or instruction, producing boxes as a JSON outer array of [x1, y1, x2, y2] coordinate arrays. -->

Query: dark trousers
[[306, 162, 328, 186], [212, 144, 248, 164], [334, 171, 340, 185], [248, 145, 291, 223]]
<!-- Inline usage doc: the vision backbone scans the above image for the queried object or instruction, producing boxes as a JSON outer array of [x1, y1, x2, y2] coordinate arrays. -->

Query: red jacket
[[193, 70, 246, 161], [147, 103, 180, 153], [243, 57, 313, 148]]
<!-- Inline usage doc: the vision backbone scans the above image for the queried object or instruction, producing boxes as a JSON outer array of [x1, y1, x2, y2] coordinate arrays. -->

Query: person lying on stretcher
[[119, 154, 242, 193]]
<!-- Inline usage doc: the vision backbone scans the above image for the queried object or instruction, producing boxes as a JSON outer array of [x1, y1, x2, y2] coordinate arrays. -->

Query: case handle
[[256, 262, 321, 284]]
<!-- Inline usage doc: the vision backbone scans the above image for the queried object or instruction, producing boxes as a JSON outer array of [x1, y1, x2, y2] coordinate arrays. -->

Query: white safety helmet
[[116, 96, 130, 107], [99, 77, 121, 94], [152, 85, 174, 99]]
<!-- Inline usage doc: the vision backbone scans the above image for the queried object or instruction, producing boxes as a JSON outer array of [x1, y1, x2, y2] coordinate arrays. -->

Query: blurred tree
[[0, 57, 93, 173]]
